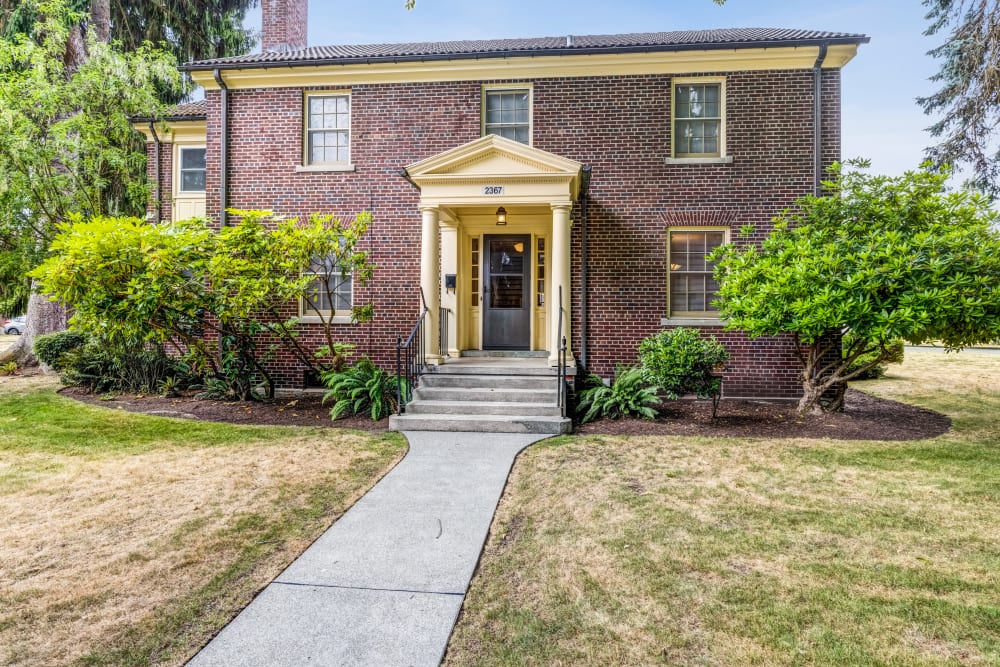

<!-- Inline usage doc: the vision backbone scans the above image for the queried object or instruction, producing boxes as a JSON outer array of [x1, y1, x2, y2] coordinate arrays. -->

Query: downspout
[[213, 69, 229, 226], [813, 43, 828, 196], [147, 120, 162, 224], [578, 165, 592, 370], [398, 167, 421, 191]]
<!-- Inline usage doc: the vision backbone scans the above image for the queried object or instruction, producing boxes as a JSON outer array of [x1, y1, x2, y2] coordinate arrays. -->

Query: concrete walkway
[[188, 431, 546, 667]]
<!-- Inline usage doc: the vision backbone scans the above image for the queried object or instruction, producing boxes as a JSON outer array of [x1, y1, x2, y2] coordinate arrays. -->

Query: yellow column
[[420, 206, 443, 364], [550, 203, 572, 366], [440, 221, 459, 358]]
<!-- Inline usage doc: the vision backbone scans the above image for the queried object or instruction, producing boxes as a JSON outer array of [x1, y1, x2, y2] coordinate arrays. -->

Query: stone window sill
[[298, 315, 355, 325], [295, 164, 356, 173], [663, 156, 734, 165], [660, 317, 726, 327]]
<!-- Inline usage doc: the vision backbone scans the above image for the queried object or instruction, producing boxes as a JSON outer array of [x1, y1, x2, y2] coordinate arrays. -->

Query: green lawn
[[0, 375, 406, 667], [446, 349, 1000, 666]]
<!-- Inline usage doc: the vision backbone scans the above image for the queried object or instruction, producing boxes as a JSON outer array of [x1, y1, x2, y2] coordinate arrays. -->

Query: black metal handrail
[[396, 288, 429, 415], [556, 286, 568, 418]]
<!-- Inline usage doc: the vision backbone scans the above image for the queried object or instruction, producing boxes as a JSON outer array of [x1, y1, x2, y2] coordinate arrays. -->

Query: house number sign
[[482, 185, 505, 195]]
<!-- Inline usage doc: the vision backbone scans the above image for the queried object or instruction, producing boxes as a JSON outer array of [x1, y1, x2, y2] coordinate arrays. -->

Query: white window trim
[[665, 226, 729, 322], [482, 83, 534, 146], [174, 144, 207, 197], [669, 76, 727, 161], [303, 90, 354, 168], [299, 264, 355, 325]]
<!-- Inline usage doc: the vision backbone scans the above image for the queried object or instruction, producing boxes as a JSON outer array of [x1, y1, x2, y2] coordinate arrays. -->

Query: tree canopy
[[712, 161, 1000, 413], [919, 0, 1000, 196]]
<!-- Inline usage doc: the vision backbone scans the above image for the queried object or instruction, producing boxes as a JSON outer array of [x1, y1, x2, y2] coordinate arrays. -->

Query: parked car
[[3, 316, 26, 335]]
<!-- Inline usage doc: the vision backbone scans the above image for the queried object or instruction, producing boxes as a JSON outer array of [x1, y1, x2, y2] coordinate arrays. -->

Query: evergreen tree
[[919, 0, 1000, 196]]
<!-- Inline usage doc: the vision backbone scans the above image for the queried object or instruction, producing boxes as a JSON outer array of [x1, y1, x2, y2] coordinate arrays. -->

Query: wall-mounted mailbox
[[444, 274, 457, 293]]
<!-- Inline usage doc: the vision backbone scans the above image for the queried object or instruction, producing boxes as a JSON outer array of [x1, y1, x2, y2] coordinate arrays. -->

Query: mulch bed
[[575, 389, 951, 441], [59, 387, 949, 441], [60, 387, 389, 431]]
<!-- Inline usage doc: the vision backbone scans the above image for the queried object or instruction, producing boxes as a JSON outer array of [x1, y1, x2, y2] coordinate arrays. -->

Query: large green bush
[[60, 340, 190, 394], [321, 358, 403, 421], [843, 333, 905, 380], [576, 366, 660, 424], [34, 330, 87, 369], [638, 327, 730, 400]]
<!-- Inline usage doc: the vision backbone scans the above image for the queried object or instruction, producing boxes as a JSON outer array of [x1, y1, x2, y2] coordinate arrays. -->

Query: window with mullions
[[668, 229, 726, 317], [302, 257, 353, 317], [673, 82, 722, 157], [484, 89, 531, 144], [178, 147, 206, 192], [306, 95, 350, 164]]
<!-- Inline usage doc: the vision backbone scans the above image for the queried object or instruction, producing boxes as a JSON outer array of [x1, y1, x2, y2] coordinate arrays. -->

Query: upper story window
[[306, 94, 351, 165], [178, 147, 206, 192], [672, 78, 725, 159], [668, 228, 727, 317], [483, 87, 531, 145]]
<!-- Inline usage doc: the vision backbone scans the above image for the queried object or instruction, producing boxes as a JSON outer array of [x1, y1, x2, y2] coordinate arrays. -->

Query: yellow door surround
[[405, 135, 582, 366]]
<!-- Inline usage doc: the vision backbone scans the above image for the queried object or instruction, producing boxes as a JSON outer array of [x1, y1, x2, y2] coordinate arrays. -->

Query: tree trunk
[[0, 284, 68, 367], [797, 380, 827, 415], [64, 24, 87, 71], [89, 0, 111, 43]]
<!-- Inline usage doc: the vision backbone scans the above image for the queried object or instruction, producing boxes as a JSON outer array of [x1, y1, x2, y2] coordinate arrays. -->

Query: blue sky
[[250, 0, 941, 177]]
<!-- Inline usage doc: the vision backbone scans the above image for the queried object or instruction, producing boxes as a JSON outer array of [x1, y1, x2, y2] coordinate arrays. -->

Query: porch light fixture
[[495, 206, 507, 225]]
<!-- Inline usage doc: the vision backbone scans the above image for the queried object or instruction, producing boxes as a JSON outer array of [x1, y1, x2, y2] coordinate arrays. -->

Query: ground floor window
[[667, 228, 726, 317], [301, 257, 352, 318]]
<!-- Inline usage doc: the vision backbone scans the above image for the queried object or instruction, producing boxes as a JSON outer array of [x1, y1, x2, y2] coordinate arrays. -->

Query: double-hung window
[[306, 94, 351, 165], [178, 147, 206, 192], [483, 87, 531, 145], [672, 79, 724, 158], [667, 229, 726, 318], [301, 256, 353, 320]]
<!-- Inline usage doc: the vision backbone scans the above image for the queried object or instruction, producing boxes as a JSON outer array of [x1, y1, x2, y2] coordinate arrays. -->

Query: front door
[[483, 235, 531, 350]]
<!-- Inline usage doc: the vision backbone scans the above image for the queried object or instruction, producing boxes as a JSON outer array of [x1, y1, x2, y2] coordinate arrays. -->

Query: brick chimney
[[261, 0, 308, 53]]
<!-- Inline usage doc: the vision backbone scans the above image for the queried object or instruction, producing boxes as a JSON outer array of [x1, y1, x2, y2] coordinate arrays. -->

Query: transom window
[[302, 256, 352, 317], [306, 94, 350, 164], [673, 81, 722, 158], [484, 88, 531, 144], [668, 229, 726, 317], [178, 147, 206, 192]]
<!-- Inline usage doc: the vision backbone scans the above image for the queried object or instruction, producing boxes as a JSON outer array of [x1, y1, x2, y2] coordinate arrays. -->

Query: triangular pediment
[[406, 135, 583, 180]]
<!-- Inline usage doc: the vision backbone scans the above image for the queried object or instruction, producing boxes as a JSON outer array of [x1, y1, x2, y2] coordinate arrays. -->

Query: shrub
[[34, 330, 88, 369], [638, 327, 730, 399], [0, 361, 16, 376], [60, 341, 189, 394], [576, 366, 660, 424], [843, 333, 905, 380], [321, 358, 403, 421]]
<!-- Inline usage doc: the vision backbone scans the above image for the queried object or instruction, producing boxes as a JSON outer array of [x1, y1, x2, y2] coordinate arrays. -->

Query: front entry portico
[[404, 135, 583, 367]]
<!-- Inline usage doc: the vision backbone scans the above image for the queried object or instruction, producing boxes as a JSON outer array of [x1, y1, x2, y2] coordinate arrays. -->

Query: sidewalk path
[[188, 431, 547, 666]]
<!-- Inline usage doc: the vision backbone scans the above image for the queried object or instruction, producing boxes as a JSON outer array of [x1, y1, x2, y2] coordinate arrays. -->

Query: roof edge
[[181, 36, 870, 72]]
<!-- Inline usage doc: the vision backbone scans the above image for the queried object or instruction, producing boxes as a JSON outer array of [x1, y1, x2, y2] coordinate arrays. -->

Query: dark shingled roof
[[182, 28, 869, 70], [159, 99, 208, 121]]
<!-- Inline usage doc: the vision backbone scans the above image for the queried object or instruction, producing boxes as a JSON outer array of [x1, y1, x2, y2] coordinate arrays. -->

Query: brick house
[[135, 0, 868, 402]]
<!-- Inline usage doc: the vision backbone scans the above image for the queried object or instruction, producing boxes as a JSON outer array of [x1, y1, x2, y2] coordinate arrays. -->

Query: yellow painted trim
[[133, 120, 206, 143], [481, 83, 534, 146], [666, 226, 730, 318], [189, 44, 860, 91], [671, 76, 727, 159], [303, 90, 353, 166]]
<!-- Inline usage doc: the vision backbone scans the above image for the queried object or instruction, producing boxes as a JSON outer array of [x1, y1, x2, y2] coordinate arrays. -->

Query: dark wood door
[[483, 235, 531, 350]]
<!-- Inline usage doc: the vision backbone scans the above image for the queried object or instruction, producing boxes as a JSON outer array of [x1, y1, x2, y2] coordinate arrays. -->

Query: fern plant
[[321, 358, 404, 421], [576, 366, 660, 424]]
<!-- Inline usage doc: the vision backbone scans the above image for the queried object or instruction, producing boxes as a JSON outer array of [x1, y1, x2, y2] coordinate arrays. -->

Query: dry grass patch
[[446, 349, 1000, 666], [0, 375, 406, 667]]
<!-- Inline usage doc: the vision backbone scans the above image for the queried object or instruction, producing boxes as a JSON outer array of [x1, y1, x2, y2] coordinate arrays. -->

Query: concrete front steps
[[388, 357, 573, 434]]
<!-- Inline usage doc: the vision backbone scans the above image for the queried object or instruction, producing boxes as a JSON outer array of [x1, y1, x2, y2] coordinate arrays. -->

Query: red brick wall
[[261, 0, 307, 52], [145, 140, 172, 222], [191, 67, 842, 396]]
